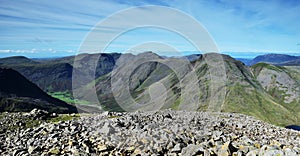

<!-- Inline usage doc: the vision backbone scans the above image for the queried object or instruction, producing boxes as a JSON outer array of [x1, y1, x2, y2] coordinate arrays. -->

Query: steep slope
[[219, 58, 298, 126], [0, 68, 78, 113], [249, 54, 299, 65], [251, 63, 300, 103], [251, 63, 300, 122]]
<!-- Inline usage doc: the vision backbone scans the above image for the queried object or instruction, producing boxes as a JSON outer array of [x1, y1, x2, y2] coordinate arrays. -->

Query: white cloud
[[0, 50, 11, 53]]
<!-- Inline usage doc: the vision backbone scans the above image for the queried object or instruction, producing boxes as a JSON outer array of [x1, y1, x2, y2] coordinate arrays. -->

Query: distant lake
[[285, 125, 300, 131]]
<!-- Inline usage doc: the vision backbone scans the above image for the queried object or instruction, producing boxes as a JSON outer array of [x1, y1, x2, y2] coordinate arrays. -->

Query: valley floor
[[0, 109, 299, 155]]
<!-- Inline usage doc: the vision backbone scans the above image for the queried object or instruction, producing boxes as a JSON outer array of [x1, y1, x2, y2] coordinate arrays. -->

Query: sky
[[0, 0, 300, 58]]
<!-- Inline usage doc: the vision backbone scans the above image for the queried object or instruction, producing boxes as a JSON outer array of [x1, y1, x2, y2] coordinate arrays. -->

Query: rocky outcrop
[[1, 110, 299, 155]]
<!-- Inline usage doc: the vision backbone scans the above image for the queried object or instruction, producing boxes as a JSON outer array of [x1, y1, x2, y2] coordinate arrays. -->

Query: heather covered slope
[[0, 68, 78, 113]]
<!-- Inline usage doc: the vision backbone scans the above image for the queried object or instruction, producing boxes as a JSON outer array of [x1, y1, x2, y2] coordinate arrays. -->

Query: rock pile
[[0, 110, 299, 155]]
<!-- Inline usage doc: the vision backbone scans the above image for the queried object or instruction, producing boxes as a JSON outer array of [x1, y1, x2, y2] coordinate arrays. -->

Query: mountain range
[[247, 54, 300, 66], [0, 52, 299, 126]]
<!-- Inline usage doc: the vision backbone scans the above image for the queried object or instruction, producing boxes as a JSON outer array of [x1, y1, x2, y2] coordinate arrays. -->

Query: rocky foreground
[[0, 109, 299, 156]]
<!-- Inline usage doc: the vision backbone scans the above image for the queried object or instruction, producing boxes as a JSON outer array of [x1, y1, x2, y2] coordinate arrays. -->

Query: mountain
[[251, 63, 300, 119], [0, 53, 121, 92], [1, 52, 299, 126], [74, 52, 170, 111], [75, 53, 299, 126], [0, 56, 38, 65], [249, 54, 299, 65], [251, 63, 300, 103], [0, 68, 78, 113]]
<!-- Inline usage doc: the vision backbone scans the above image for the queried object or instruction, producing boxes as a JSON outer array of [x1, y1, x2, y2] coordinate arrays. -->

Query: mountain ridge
[[72, 52, 299, 126], [0, 52, 299, 126]]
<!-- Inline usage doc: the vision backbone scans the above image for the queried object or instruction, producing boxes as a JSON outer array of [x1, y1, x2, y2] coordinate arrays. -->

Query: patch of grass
[[107, 115, 119, 119], [25, 120, 41, 129], [171, 98, 181, 110], [47, 114, 80, 124], [48, 91, 91, 105]]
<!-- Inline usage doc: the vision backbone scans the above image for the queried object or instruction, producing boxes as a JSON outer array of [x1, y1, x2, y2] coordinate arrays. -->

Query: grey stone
[[181, 144, 203, 156], [171, 143, 182, 153], [0, 110, 299, 155], [28, 146, 36, 154]]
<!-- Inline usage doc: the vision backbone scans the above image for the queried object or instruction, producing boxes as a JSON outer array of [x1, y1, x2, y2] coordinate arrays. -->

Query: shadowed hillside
[[0, 68, 78, 113]]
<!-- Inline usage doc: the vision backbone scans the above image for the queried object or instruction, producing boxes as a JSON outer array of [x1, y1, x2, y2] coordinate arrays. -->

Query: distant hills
[[0, 52, 299, 126], [248, 54, 300, 66], [0, 68, 78, 113], [0, 56, 39, 65]]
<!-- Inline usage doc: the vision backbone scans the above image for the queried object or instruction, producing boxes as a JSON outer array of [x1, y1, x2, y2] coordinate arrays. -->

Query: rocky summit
[[0, 109, 299, 156]]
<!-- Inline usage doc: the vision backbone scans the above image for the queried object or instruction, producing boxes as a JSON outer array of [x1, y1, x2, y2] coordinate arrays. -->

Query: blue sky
[[0, 0, 300, 58]]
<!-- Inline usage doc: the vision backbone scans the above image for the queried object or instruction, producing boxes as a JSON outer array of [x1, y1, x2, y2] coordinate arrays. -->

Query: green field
[[48, 91, 91, 105]]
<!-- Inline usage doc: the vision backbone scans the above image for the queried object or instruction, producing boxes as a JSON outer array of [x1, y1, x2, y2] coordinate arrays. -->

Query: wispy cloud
[[0, 0, 300, 58]]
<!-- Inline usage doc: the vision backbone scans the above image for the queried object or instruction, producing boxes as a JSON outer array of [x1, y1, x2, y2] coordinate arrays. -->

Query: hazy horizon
[[0, 51, 300, 59]]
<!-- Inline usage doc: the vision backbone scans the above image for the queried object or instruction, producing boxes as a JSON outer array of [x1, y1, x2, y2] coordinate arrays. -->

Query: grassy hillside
[[224, 83, 298, 126]]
